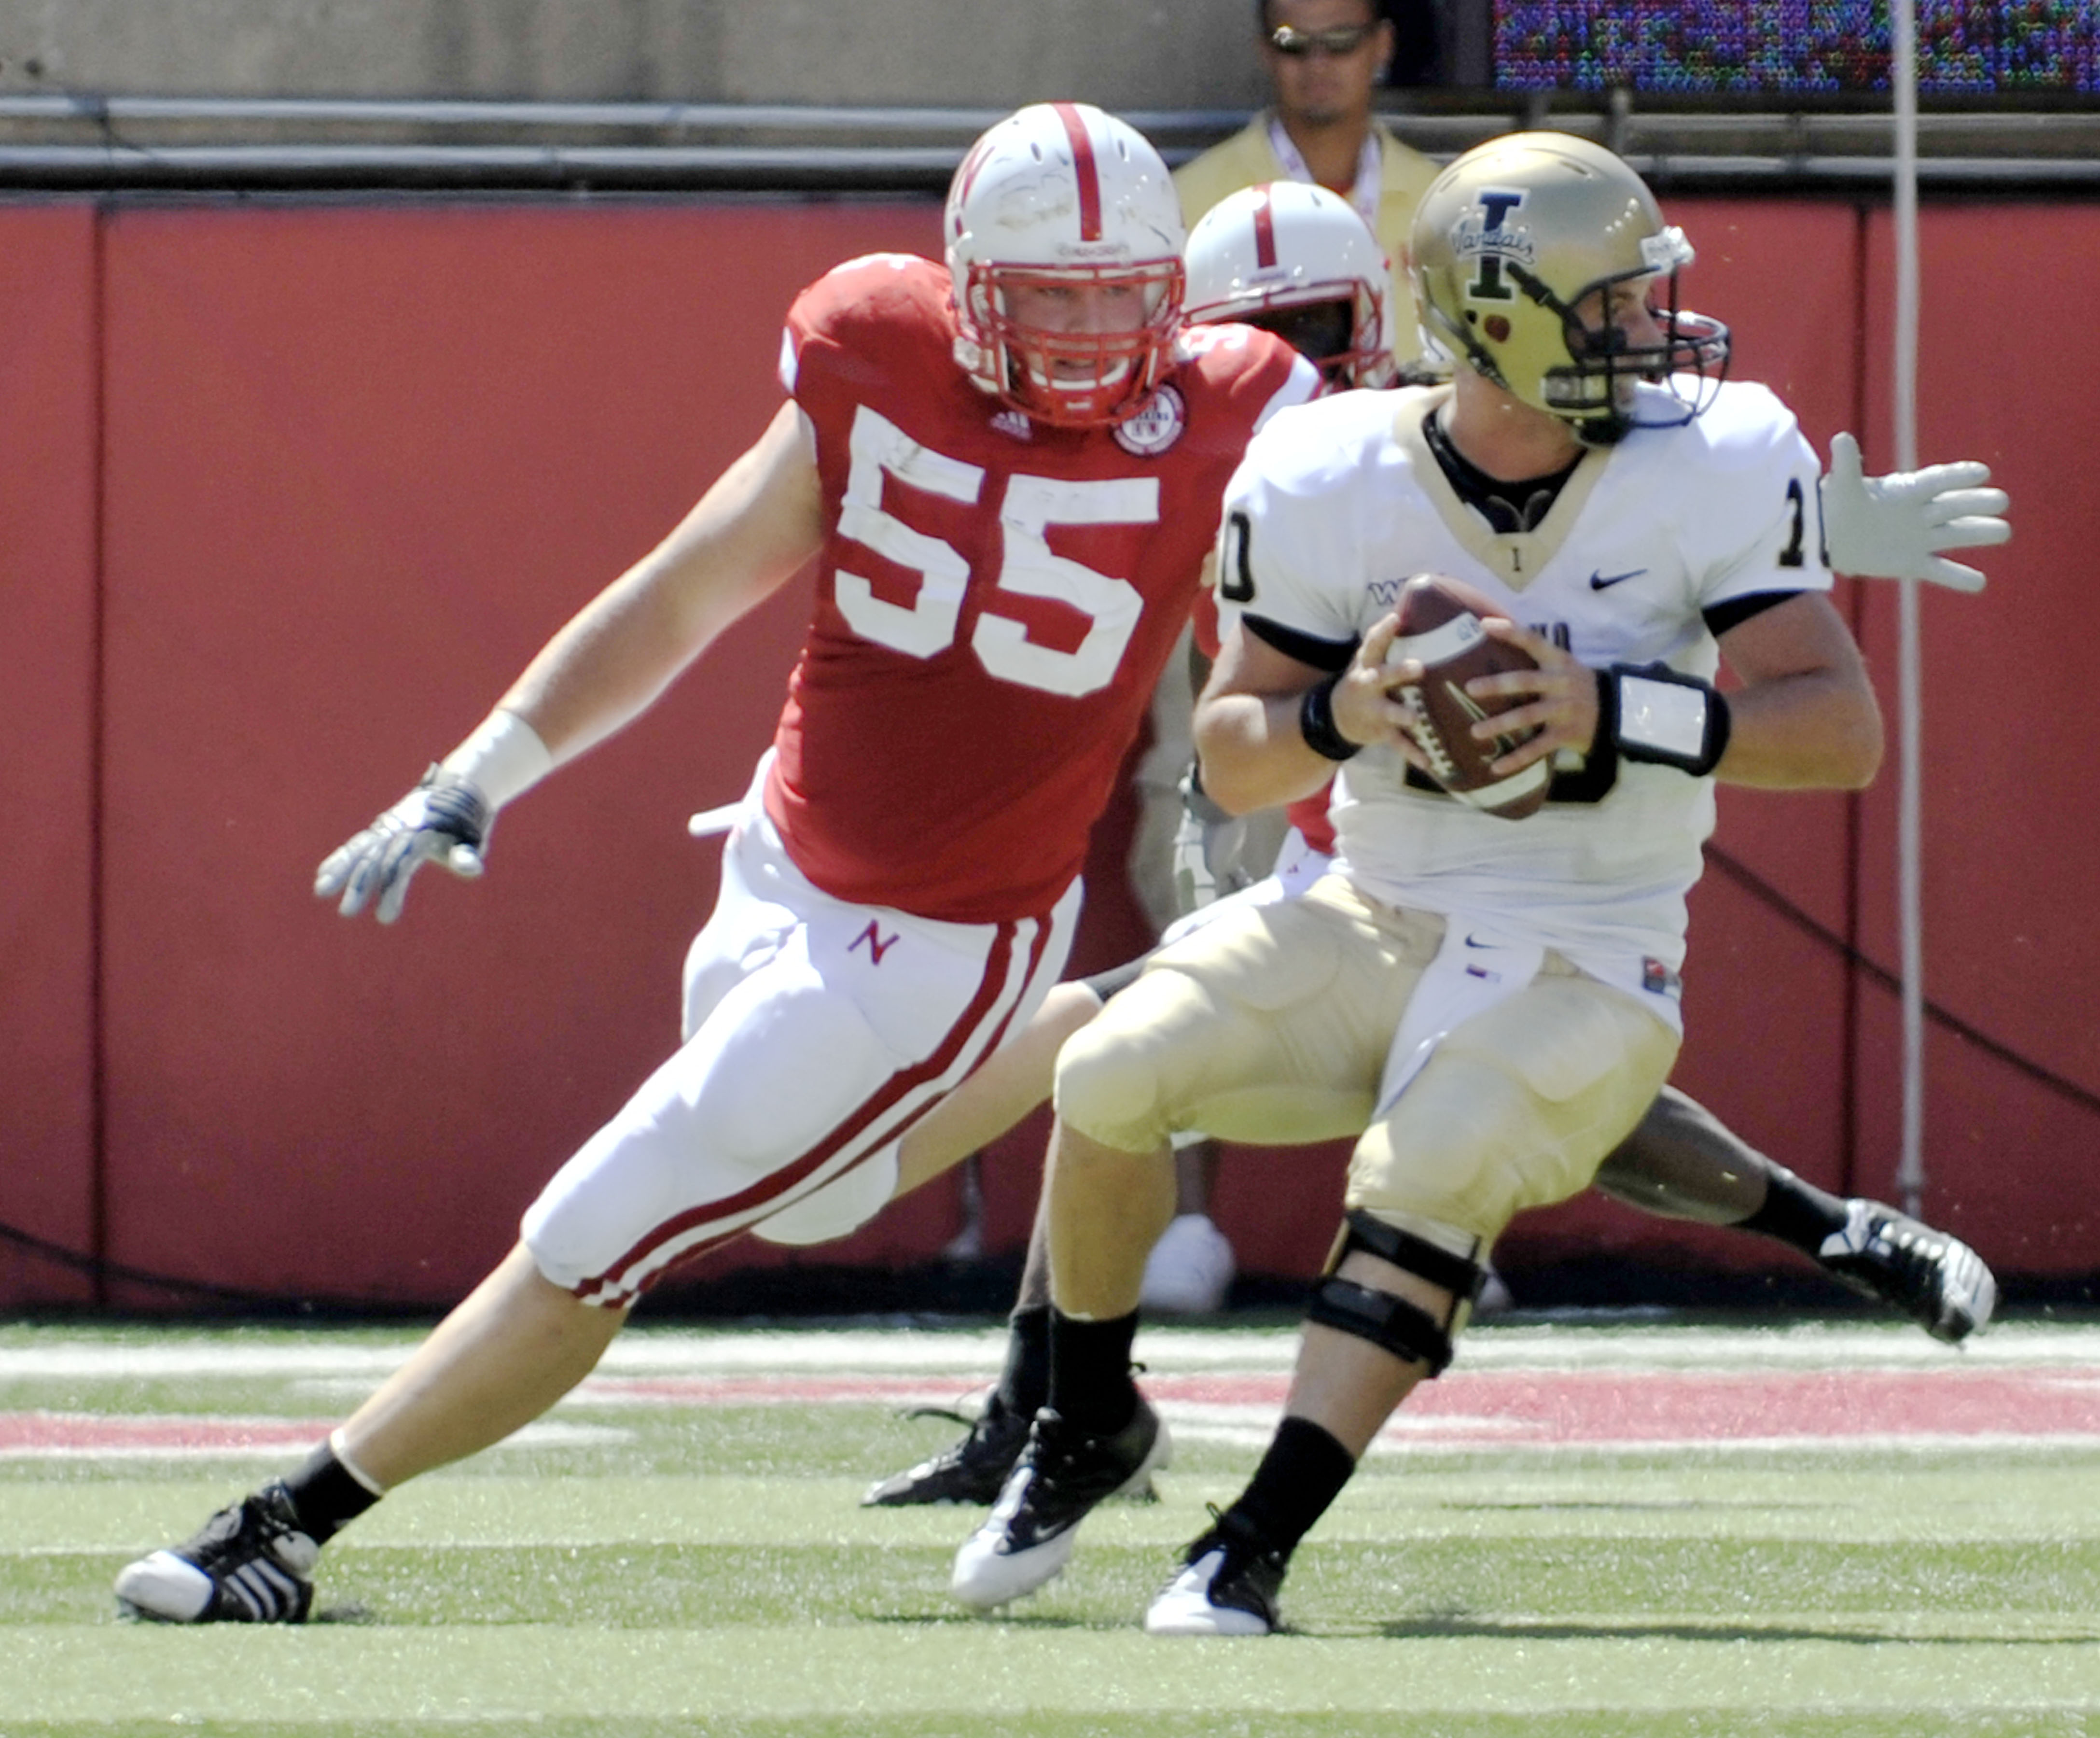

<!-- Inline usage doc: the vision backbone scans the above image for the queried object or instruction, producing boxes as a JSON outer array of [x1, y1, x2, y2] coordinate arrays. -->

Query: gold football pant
[[1054, 874, 1679, 1253]]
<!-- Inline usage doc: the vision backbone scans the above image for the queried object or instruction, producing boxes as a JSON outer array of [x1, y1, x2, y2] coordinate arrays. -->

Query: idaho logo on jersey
[[1114, 383, 1186, 457]]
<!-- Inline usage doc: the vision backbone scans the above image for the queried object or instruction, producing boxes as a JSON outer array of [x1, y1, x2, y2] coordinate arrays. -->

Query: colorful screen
[[1495, 3, 2100, 95]]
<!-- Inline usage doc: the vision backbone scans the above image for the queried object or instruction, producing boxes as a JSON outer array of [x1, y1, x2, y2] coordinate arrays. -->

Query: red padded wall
[[96, 201, 952, 1306], [1844, 204, 2100, 1273], [0, 192, 2086, 1312], [0, 205, 100, 1307]]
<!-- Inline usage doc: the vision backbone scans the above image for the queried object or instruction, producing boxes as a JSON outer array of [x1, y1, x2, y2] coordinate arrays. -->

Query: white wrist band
[[439, 708, 555, 810]]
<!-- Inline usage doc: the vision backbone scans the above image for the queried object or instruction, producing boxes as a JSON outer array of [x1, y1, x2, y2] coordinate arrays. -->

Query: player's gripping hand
[[1821, 431, 2010, 594], [315, 767, 494, 925], [1171, 764, 1253, 916], [1333, 613, 1431, 761], [1469, 617, 1602, 777]]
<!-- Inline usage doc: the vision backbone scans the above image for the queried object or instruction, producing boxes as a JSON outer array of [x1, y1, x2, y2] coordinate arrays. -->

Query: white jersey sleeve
[[1213, 390, 1416, 655], [1666, 381, 1833, 613]]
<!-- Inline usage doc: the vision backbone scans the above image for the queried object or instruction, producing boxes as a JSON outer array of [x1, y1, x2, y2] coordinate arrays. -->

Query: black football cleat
[[862, 1391, 1033, 1507], [1819, 1199, 1997, 1344], [114, 1481, 319, 1624], [1146, 1506, 1288, 1637], [950, 1399, 1168, 1610]]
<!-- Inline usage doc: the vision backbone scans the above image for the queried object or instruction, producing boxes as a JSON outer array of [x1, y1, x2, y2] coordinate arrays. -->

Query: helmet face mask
[[961, 259, 1185, 426], [1544, 263, 1730, 427], [945, 103, 1188, 427], [1411, 133, 1729, 442], [1183, 181, 1396, 388]]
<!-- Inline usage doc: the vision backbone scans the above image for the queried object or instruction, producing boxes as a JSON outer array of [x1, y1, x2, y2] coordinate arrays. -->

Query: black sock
[[1224, 1416, 1357, 1560], [1737, 1163, 1850, 1257], [998, 1304, 1052, 1418], [280, 1441, 382, 1544], [1047, 1308, 1139, 1435]]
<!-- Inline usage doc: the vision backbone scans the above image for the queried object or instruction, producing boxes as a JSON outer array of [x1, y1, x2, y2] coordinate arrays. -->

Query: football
[[1384, 574, 1550, 819]]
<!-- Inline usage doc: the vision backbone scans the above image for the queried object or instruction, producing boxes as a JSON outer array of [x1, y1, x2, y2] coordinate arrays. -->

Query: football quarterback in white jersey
[[948, 131, 1905, 1635], [1222, 369, 1832, 1007], [883, 154, 2002, 1546]]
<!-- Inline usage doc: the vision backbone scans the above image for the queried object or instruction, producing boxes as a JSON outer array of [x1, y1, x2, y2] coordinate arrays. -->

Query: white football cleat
[[115, 1482, 319, 1623], [1818, 1199, 1997, 1344], [1146, 1509, 1286, 1636], [951, 1400, 1168, 1611]]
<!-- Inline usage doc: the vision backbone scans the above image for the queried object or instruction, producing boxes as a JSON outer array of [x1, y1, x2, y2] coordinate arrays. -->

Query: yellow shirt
[[1173, 114, 1440, 365]]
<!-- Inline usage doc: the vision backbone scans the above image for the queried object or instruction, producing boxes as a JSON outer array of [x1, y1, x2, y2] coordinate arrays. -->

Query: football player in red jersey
[[111, 101, 1321, 1626]]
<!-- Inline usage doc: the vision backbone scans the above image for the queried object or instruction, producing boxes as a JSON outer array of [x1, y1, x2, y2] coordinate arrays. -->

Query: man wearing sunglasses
[[1175, 0, 1440, 375]]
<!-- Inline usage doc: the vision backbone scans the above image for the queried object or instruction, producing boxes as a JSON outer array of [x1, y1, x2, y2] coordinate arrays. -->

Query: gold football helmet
[[1409, 132, 1728, 442]]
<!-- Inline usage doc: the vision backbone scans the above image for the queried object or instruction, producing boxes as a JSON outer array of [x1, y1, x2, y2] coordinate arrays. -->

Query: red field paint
[[0, 1414, 325, 1456], [581, 1366, 2100, 1450], [15, 1365, 2100, 1458], [1168, 1367, 2100, 1448]]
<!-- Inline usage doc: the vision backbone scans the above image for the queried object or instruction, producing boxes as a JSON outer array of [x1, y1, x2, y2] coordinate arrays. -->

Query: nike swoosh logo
[[1464, 934, 1496, 949], [1589, 567, 1647, 590]]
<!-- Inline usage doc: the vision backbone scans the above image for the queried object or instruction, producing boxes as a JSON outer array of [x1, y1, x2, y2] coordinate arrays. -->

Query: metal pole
[[1891, 0, 1927, 1217]]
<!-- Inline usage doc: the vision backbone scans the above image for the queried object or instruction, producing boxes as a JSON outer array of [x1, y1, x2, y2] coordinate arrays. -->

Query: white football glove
[[1820, 430, 2010, 593], [314, 767, 494, 925], [1170, 765, 1254, 918]]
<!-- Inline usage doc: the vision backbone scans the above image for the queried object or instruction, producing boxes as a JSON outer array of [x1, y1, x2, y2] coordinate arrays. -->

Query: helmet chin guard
[[1410, 132, 1730, 443], [945, 103, 1187, 428]]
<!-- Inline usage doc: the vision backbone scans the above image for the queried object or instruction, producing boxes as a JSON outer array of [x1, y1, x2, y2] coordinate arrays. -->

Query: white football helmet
[[945, 102, 1187, 428], [1184, 182, 1396, 388], [1410, 131, 1730, 442]]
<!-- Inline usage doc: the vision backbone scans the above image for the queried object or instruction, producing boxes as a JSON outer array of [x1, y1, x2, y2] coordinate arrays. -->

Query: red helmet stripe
[[1053, 102, 1104, 242], [952, 134, 993, 222], [1252, 185, 1279, 270]]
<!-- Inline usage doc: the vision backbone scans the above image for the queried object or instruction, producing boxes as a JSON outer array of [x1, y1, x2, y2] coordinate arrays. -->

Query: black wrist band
[[1298, 673, 1362, 762], [1605, 663, 1732, 777]]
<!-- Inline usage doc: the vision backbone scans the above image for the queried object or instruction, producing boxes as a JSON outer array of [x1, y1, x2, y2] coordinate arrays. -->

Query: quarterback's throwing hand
[[315, 768, 494, 924], [1821, 430, 2010, 593]]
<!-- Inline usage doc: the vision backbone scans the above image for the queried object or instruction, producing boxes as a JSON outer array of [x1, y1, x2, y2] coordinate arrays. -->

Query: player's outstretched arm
[[317, 401, 827, 924], [1820, 431, 2010, 593]]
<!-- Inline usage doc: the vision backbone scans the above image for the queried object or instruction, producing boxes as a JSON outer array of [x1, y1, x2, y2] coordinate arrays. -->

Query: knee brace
[[1304, 1210, 1487, 1378]]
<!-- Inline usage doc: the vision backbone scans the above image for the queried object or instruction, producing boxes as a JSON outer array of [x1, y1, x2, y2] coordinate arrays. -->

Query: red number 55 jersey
[[765, 253, 1315, 925]]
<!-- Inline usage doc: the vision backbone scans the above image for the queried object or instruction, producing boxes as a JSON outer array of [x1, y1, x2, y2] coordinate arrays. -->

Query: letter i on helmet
[[945, 102, 1188, 428], [1409, 131, 1730, 443], [1184, 181, 1398, 389]]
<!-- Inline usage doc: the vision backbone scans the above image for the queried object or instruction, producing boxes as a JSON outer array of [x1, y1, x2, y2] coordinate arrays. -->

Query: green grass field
[[1, 1316, 2096, 1736]]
